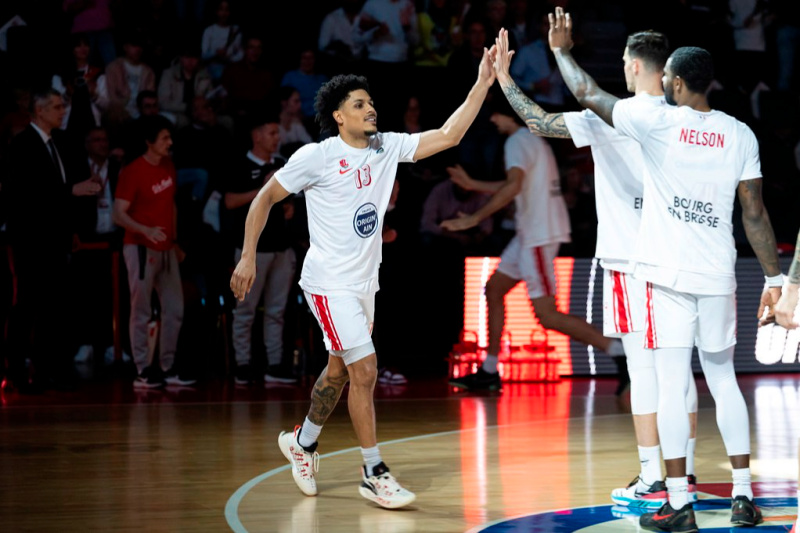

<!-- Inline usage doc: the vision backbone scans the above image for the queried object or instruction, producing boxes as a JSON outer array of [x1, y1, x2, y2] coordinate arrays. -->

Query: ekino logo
[[353, 203, 378, 238]]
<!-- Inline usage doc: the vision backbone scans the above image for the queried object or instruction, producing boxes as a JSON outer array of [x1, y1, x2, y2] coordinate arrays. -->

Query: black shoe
[[449, 368, 502, 391], [640, 501, 697, 532], [234, 364, 254, 385], [731, 495, 762, 526], [264, 365, 297, 384], [164, 368, 197, 387]]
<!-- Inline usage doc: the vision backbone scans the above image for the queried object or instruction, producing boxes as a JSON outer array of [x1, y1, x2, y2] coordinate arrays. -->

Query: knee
[[484, 282, 505, 304], [348, 362, 378, 388]]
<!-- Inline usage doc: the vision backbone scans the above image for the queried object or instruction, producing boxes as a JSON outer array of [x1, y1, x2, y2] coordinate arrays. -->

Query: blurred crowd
[[0, 0, 797, 392]]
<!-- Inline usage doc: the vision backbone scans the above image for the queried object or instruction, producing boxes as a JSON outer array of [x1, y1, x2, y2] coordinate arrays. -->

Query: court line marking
[[224, 413, 637, 532]]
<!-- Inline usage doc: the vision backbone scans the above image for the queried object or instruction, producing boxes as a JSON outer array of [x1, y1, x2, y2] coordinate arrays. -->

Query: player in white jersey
[[441, 91, 631, 393], [774, 229, 800, 533], [548, 7, 782, 531], [230, 52, 496, 508], [488, 27, 701, 510]]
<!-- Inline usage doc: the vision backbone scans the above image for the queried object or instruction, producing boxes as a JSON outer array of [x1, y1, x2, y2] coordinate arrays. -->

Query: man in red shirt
[[113, 115, 192, 388]]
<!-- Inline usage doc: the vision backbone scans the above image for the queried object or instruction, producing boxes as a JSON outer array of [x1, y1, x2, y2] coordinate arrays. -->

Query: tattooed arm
[[548, 7, 619, 126], [738, 178, 783, 324], [775, 229, 800, 329], [493, 28, 570, 138]]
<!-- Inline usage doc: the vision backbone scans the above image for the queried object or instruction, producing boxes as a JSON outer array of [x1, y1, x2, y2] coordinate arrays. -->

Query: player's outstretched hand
[[494, 28, 515, 82], [446, 164, 474, 190], [231, 256, 256, 301], [775, 286, 799, 329], [548, 6, 574, 52], [478, 45, 497, 86], [440, 212, 477, 232], [758, 286, 782, 327]]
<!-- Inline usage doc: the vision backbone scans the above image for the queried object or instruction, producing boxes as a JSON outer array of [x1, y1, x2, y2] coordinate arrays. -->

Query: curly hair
[[314, 74, 371, 135]]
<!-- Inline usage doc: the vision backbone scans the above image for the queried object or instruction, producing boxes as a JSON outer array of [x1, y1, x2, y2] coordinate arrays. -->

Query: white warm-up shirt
[[612, 99, 762, 295], [563, 93, 665, 273], [505, 127, 571, 248], [275, 132, 420, 292]]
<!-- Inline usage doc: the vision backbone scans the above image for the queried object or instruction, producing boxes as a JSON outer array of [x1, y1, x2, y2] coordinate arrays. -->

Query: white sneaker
[[358, 462, 416, 509], [378, 368, 407, 385], [278, 425, 319, 496], [74, 345, 93, 364]]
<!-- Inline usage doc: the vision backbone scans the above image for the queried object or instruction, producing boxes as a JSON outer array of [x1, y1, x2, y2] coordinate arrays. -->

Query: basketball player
[[230, 50, 496, 508], [487, 27, 699, 510], [774, 229, 800, 533], [548, 7, 781, 530]]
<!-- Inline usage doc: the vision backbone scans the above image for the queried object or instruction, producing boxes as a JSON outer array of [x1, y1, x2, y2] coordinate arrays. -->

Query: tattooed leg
[[306, 354, 350, 426]]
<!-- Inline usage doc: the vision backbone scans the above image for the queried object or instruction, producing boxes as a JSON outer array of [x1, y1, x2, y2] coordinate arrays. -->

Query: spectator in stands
[[97, 31, 156, 126], [0, 88, 31, 157], [277, 86, 313, 155], [222, 112, 297, 386], [51, 33, 104, 141], [414, 0, 459, 67], [115, 90, 164, 165], [3, 88, 102, 393], [221, 35, 277, 124], [201, 0, 244, 84], [113, 114, 193, 388], [280, 48, 329, 136], [505, 0, 535, 48], [510, 12, 567, 109], [727, 0, 770, 95], [419, 178, 493, 253], [357, 0, 420, 126], [771, 2, 800, 92], [69, 126, 123, 366], [318, 0, 365, 73], [158, 42, 212, 129], [63, 0, 117, 66]]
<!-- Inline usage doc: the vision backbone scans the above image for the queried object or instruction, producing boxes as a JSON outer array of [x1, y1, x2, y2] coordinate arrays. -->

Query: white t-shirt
[[563, 93, 666, 272], [201, 23, 244, 62], [505, 127, 571, 248], [612, 99, 762, 295], [276, 132, 420, 292]]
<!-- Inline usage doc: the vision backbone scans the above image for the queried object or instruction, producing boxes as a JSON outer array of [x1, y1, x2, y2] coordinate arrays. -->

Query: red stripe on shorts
[[645, 283, 657, 349], [534, 247, 553, 297], [312, 294, 342, 350], [613, 271, 631, 334]]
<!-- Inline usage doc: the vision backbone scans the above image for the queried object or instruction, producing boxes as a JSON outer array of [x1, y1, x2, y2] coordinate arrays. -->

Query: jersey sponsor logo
[[339, 158, 350, 174], [353, 203, 379, 238], [152, 176, 174, 194], [678, 128, 725, 148]]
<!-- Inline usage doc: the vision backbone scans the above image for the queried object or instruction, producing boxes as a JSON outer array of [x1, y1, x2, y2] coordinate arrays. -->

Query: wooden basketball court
[[1, 374, 798, 532]]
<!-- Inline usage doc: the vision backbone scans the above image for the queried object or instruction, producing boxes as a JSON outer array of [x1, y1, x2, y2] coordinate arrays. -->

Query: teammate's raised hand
[[548, 6, 574, 52], [493, 28, 515, 84], [478, 45, 498, 86]]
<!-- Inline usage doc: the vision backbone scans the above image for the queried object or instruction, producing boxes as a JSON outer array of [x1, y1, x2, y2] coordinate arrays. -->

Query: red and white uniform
[[497, 127, 571, 299], [612, 99, 761, 349], [564, 93, 666, 336], [275, 132, 420, 351]]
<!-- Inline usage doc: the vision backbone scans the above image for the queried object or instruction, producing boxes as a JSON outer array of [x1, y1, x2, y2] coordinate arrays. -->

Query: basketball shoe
[[278, 425, 319, 496], [611, 475, 668, 509], [730, 495, 762, 526], [358, 462, 416, 509], [449, 368, 502, 391], [639, 501, 697, 532]]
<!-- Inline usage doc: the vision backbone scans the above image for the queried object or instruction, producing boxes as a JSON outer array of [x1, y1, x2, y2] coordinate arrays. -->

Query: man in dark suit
[[2, 88, 102, 393]]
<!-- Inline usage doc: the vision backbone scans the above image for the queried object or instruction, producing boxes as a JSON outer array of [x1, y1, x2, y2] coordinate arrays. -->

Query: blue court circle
[[478, 497, 794, 532]]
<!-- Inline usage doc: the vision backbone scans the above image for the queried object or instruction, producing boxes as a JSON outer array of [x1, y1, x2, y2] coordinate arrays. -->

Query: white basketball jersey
[[563, 93, 665, 272], [505, 127, 571, 248], [612, 99, 761, 294], [275, 132, 420, 292]]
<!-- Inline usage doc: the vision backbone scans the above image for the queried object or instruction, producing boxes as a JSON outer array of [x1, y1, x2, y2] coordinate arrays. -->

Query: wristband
[[765, 274, 784, 287]]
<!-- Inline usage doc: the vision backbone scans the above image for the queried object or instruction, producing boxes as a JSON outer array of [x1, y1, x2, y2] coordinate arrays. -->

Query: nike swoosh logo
[[339, 169, 349, 174], [651, 513, 671, 522]]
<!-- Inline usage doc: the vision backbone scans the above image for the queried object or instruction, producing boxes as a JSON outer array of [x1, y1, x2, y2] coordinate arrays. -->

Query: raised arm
[[737, 178, 782, 322], [230, 176, 291, 300], [548, 7, 619, 126], [440, 166, 522, 232], [414, 46, 496, 160], [494, 28, 570, 139]]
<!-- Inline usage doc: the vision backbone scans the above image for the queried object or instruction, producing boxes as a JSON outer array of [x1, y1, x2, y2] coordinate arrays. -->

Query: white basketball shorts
[[496, 237, 559, 300]]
